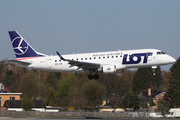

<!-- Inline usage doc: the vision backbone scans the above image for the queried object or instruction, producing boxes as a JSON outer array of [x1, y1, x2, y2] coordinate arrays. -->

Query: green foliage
[[21, 96, 35, 111], [158, 101, 169, 115], [3, 70, 19, 87], [98, 71, 135, 106], [0, 60, 8, 82], [149, 98, 155, 106], [139, 96, 147, 108], [58, 78, 71, 99], [108, 93, 121, 112], [17, 73, 39, 99], [0, 59, 174, 110], [170, 57, 180, 79], [167, 57, 180, 108], [132, 68, 151, 94], [82, 80, 105, 110], [47, 89, 56, 106], [153, 66, 163, 88], [46, 72, 59, 90], [57, 76, 74, 106], [167, 85, 180, 108], [120, 92, 140, 110], [68, 76, 86, 110], [133, 66, 163, 94]]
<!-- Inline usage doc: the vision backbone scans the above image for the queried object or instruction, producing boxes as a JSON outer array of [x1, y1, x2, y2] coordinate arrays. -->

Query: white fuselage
[[20, 49, 175, 73]]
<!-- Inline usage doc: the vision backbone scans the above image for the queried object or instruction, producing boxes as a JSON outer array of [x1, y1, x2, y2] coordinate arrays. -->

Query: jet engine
[[102, 65, 116, 73]]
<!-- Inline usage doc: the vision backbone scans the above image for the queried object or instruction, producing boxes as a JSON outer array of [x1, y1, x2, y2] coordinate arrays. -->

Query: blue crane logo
[[12, 37, 28, 55]]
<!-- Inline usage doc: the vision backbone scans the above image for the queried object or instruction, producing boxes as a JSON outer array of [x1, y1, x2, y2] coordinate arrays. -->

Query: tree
[[167, 57, 180, 108], [3, 69, 22, 88], [57, 76, 72, 106], [21, 96, 35, 111], [120, 92, 140, 110], [0, 60, 8, 82], [108, 93, 121, 112], [170, 57, 180, 80], [46, 72, 59, 90], [167, 83, 180, 108], [46, 89, 56, 106], [17, 73, 39, 99], [157, 99, 169, 115], [152, 66, 163, 88], [149, 97, 155, 107], [98, 73, 118, 106], [131, 94, 140, 110], [82, 80, 105, 110], [139, 96, 147, 108], [98, 70, 135, 106], [133, 66, 163, 94], [132, 68, 152, 94], [68, 76, 87, 110]]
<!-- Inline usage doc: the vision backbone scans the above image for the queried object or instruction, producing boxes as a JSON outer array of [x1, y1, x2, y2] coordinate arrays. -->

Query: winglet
[[56, 51, 65, 60]]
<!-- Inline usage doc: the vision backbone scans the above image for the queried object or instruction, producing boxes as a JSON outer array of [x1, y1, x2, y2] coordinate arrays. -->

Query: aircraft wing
[[56, 51, 100, 71], [6, 59, 31, 66]]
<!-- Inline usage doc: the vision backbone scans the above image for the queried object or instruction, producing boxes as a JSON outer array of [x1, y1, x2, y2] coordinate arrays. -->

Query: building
[[3, 100, 46, 111], [0, 82, 22, 107], [139, 88, 166, 111]]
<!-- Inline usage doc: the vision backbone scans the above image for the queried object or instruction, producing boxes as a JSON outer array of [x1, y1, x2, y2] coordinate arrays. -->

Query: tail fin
[[9, 31, 47, 60]]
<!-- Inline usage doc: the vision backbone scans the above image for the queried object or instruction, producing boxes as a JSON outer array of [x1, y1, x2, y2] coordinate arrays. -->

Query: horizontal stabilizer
[[7, 59, 31, 67]]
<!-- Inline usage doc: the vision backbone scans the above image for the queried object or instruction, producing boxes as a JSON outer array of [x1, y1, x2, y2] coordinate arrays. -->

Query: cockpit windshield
[[161, 51, 166, 54], [157, 51, 166, 55]]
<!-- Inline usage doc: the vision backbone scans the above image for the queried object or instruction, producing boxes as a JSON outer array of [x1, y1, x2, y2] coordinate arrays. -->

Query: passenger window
[[85, 58, 87, 60], [76, 58, 78, 60], [107, 56, 109, 58], [99, 57, 101, 59], [59, 60, 61, 62], [94, 57, 96, 59], [112, 56, 113, 58], [103, 57, 105, 59], [116, 56, 118, 58], [55, 60, 57, 62], [89, 58, 91, 60], [81, 58, 83, 60]]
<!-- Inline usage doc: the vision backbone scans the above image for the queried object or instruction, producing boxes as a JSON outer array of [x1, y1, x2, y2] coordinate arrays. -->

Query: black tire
[[94, 74, 99, 80], [88, 74, 94, 80]]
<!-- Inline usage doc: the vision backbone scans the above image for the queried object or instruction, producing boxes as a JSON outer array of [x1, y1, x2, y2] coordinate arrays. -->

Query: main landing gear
[[88, 73, 99, 80]]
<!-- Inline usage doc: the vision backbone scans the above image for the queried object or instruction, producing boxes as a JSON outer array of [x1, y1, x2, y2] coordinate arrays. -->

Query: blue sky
[[1, 0, 180, 71]]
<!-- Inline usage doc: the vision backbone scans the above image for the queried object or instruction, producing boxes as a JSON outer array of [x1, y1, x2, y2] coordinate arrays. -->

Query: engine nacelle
[[102, 65, 116, 73]]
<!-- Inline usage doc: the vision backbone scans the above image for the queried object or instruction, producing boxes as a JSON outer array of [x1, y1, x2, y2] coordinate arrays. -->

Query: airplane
[[7, 31, 176, 79]]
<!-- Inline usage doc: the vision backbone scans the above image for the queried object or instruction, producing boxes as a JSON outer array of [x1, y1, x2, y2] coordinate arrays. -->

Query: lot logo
[[122, 53, 152, 64], [12, 37, 28, 55]]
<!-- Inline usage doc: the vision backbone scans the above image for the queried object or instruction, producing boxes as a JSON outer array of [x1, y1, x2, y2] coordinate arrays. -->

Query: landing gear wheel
[[88, 74, 94, 80], [94, 74, 99, 80]]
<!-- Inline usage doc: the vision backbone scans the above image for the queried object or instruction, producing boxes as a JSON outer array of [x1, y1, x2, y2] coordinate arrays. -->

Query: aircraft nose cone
[[169, 57, 176, 63]]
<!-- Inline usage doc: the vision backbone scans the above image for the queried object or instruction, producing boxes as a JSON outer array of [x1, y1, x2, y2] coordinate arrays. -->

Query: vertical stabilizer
[[8, 31, 46, 60]]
